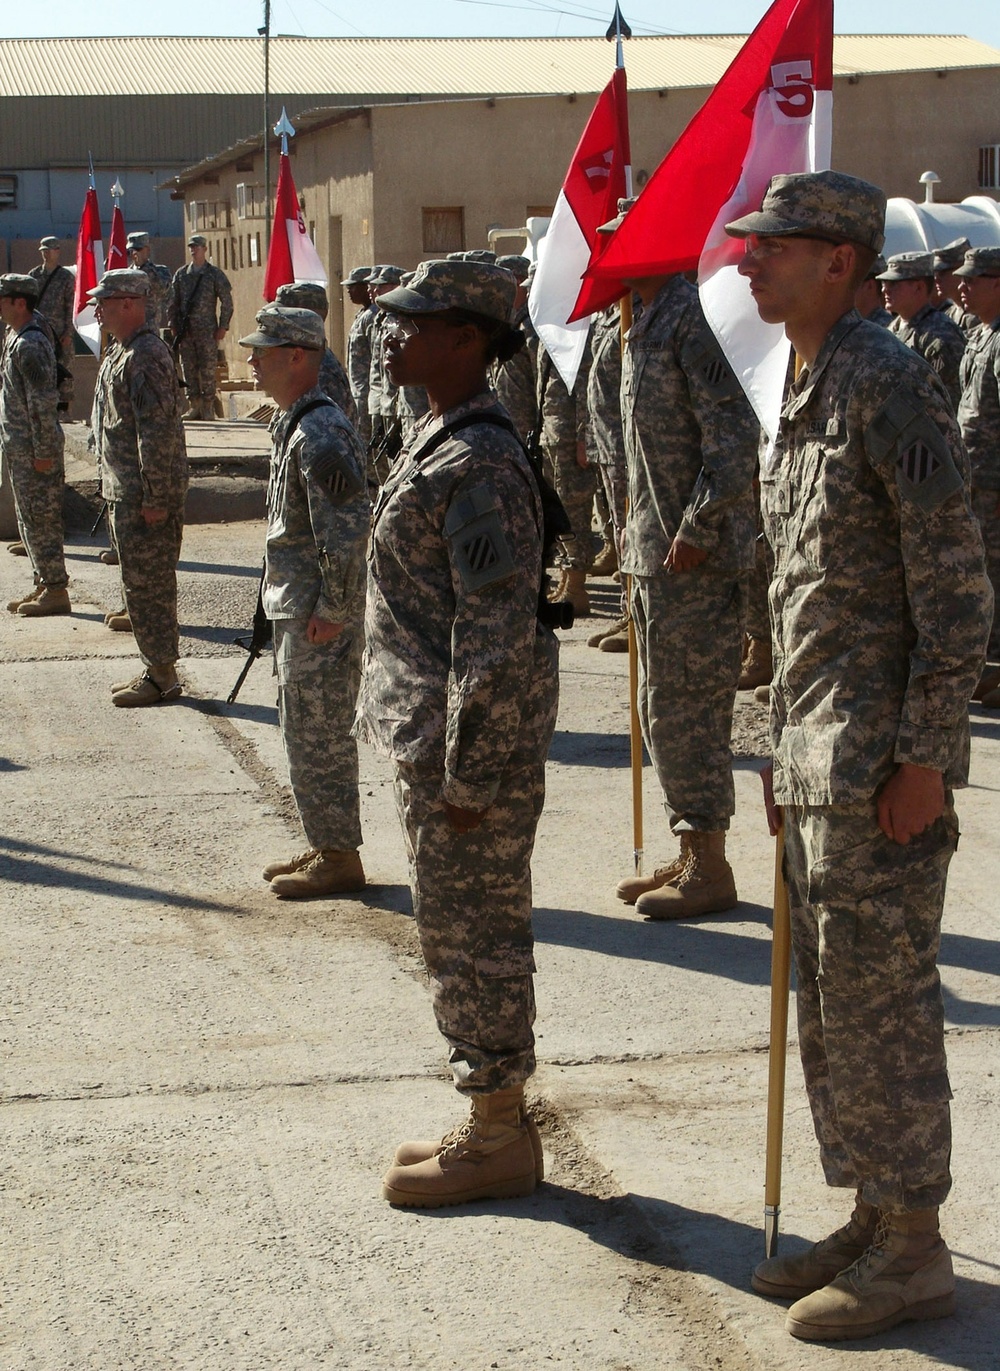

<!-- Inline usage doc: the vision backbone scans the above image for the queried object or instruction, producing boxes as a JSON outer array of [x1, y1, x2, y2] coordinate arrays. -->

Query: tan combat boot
[[752, 1193, 880, 1299], [599, 625, 629, 653], [262, 849, 318, 882], [546, 569, 568, 603], [754, 683, 771, 705], [99, 548, 120, 566], [586, 613, 629, 648], [106, 613, 133, 633], [382, 1085, 537, 1208], [18, 586, 71, 617], [7, 541, 28, 556], [8, 586, 41, 614], [738, 635, 773, 690], [616, 834, 691, 905], [634, 831, 737, 919], [563, 568, 591, 617], [589, 539, 618, 577], [785, 1208, 955, 1342], [269, 848, 365, 898], [112, 666, 182, 706], [394, 1109, 545, 1182]]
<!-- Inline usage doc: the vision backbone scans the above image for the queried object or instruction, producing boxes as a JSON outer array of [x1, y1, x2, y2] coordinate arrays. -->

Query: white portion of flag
[[699, 88, 833, 446], [74, 237, 105, 357], [286, 217, 326, 284], [528, 189, 592, 394]]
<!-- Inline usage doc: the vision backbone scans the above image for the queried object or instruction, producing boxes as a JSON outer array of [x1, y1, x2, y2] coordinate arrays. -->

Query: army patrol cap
[[87, 269, 150, 299], [188, 234, 208, 248], [275, 281, 329, 318], [368, 264, 404, 287], [725, 171, 886, 252], [463, 249, 498, 264], [126, 232, 150, 250], [39, 236, 61, 250], [954, 246, 1000, 278], [597, 196, 637, 235], [377, 259, 516, 327], [933, 237, 971, 272], [877, 251, 935, 281], [346, 266, 373, 285], [238, 306, 325, 351], [496, 254, 531, 282], [0, 273, 40, 301]]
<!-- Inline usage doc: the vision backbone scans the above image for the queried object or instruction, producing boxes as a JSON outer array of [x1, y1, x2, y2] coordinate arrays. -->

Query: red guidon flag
[[528, 67, 629, 391], [73, 185, 105, 356], [106, 203, 128, 272], [263, 152, 327, 301], [586, 0, 833, 440]]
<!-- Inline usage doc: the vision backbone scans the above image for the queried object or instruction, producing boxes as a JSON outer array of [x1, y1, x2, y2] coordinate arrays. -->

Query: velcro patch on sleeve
[[443, 482, 516, 592], [685, 333, 741, 402], [866, 393, 965, 513]]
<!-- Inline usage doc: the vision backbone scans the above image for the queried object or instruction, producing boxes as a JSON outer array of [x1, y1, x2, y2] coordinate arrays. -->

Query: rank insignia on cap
[[898, 440, 941, 485]]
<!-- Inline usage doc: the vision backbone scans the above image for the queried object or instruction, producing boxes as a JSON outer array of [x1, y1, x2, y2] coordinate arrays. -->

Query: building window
[[190, 200, 231, 232], [236, 183, 267, 220], [0, 174, 16, 209], [423, 207, 464, 254], [979, 145, 1000, 190]]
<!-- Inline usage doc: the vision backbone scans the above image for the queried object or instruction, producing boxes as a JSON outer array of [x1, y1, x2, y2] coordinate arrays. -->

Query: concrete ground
[[2, 430, 998, 1370]]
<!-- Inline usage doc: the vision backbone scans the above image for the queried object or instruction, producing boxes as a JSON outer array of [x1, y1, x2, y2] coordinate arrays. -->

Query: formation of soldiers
[[2, 184, 1000, 1341]]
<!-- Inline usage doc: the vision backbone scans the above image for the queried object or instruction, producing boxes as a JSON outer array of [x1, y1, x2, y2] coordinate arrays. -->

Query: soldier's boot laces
[[562, 568, 591, 618], [616, 833, 692, 905], [752, 1192, 880, 1300], [785, 1208, 955, 1342], [634, 831, 738, 919], [262, 849, 318, 883], [587, 613, 629, 648], [394, 1109, 545, 1183], [589, 538, 618, 577], [382, 1085, 538, 1208], [112, 667, 182, 706], [8, 585, 42, 614], [269, 848, 365, 899], [738, 634, 773, 691], [17, 586, 71, 618]]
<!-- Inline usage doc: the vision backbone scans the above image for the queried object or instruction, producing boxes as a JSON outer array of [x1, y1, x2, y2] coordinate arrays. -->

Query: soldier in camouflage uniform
[[585, 300, 630, 648], [274, 281, 357, 426], [29, 236, 75, 412], [239, 306, 370, 899], [730, 170, 992, 1343], [167, 234, 233, 420], [535, 325, 594, 615], [955, 247, 1000, 691], [0, 275, 70, 617], [607, 196, 758, 921], [933, 238, 981, 334], [89, 270, 189, 707], [853, 254, 891, 327], [127, 232, 172, 330], [878, 252, 966, 410], [365, 266, 404, 481], [356, 259, 559, 1209], [345, 266, 374, 447], [492, 255, 537, 443]]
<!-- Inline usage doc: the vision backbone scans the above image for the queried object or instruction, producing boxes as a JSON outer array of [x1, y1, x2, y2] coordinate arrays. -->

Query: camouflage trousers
[[110, 503, 183, 668], [178, 326, 218, 414], [632, 571, 744, 832], [745, 531, 773, 643], [7, 449, 68, 587], [783, 800, 957, 1211], [273, 618, 363, 853], [543, 440, 597, 569], [55, 339, 74, 409], [391, 630, 559, 1094], [971, 486, 1000, 660], [595, 458, 627, 539]]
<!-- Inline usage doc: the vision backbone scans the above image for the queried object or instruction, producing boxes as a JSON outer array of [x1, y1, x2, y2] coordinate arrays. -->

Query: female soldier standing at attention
[[355, 259, 559, 1208]]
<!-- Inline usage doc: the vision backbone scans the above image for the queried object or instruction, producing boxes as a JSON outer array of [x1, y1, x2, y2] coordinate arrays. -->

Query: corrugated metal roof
[[1, 33, 998, 100]]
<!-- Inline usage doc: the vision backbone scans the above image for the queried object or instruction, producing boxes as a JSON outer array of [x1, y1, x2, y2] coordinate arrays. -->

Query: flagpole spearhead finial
[[111, 179, 124, 203], [605, 3, 632, 42], [273, 107, 296, 141]]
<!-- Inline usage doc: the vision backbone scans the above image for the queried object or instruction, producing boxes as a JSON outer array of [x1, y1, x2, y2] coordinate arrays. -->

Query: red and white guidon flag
[[106, 203, 128, 273], [529, 68, 629, 392], [73, 185, 105, 356], [699, 0, 833, 443], [263, 152, 327, 301], [585, 0, 832, 440]]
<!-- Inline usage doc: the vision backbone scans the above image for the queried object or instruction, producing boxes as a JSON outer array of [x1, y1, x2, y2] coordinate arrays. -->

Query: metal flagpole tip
[[764, 1205, 780, 1258], [273, 107, 296, 141], [111, 179, 124, 201], [633, 849, 643, 876]]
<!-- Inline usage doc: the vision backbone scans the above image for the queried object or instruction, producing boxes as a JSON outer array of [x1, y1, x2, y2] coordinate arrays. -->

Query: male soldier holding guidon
[[239, 306, 370, 899], [127, 232, 172, 330], [1, 274, 71, 617], [729, 170, 991, 1342], [168, 234, 233, 420], [89, 269, 189, 706], [29, 236, 75, 411]]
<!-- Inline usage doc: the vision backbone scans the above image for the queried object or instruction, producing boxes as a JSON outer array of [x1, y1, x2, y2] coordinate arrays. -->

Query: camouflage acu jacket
[[957, 317, 1000, 490], [318, 346, 358, 427], [0, 314, 63, 467], [138, 260, 172, 327], [29, 265, 75, 339], [889, 302, 966, 412], [347, 306, 374, 406], [356, 389, 557, 811], [168, 262, 234, 334], [762, 310, 991, 805], [621, 276, 758, 578], [493, 305, 537, 443], [92, 325, 188, 510], [586, 304, 627, 470], [264, 385, 370, 624]]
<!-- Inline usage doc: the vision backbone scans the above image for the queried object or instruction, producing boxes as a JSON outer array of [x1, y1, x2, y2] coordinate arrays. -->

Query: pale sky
[[3, 0, 999, 47]]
